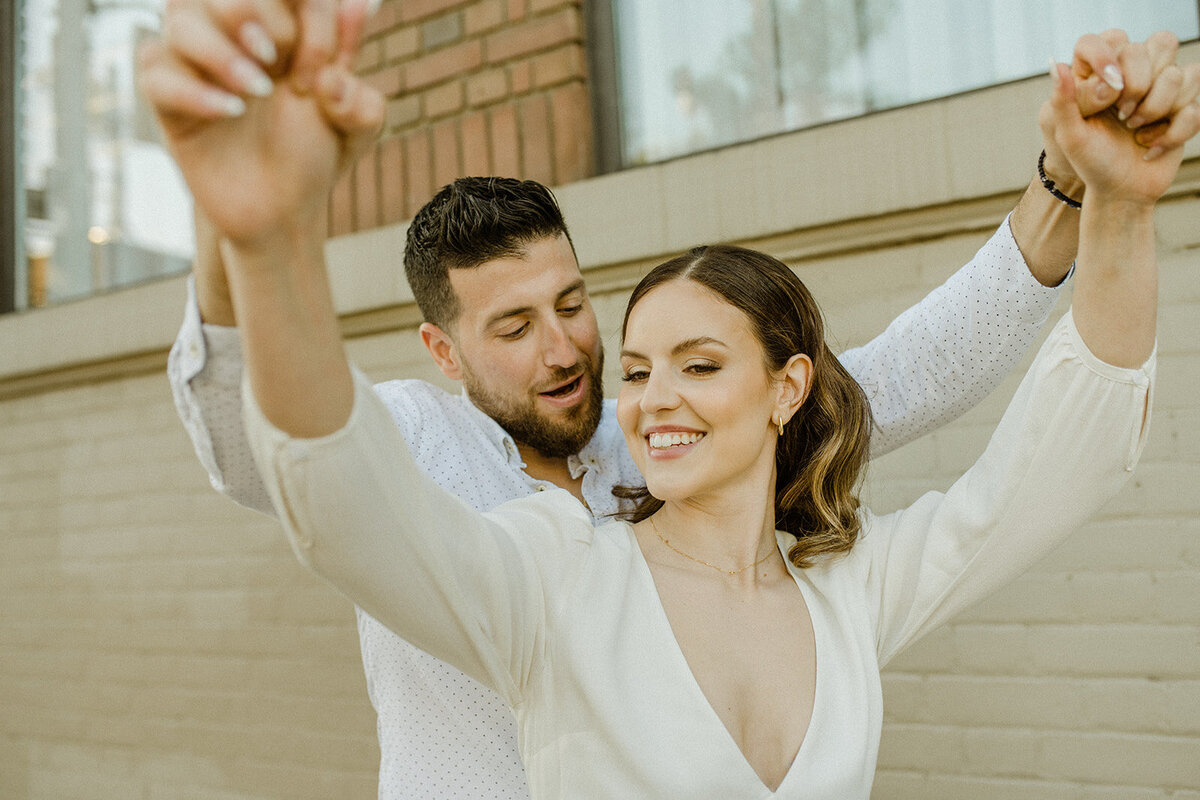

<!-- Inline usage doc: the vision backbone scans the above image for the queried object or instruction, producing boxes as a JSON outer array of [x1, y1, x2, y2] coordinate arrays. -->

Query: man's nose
[[541, 319, 576, 368]]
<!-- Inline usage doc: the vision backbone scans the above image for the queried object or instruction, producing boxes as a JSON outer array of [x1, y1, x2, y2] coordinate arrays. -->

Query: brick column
[[330, 0, 595, 235]]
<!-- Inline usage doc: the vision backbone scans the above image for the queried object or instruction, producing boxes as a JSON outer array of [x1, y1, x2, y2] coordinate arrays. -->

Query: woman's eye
[[621, 370, 649, 383], [686, 362, 720, 375], [558, 304, 582, 316]]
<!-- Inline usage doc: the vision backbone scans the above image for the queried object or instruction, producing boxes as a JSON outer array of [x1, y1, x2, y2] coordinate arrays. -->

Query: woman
[[236, 63, 1184, 796]]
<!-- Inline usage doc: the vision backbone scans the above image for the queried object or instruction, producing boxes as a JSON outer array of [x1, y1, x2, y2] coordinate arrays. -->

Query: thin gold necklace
[[649, 515, 776, 576]]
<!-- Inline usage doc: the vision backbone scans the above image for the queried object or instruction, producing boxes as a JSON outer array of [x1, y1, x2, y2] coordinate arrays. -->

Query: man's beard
[[463, 349, 605, 459]]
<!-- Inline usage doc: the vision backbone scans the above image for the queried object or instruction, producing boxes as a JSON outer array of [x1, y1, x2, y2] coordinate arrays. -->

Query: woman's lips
[[644, 430, 705, 459]]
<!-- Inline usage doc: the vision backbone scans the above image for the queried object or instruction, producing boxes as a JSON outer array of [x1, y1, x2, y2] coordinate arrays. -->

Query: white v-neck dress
[[243, 311, 1153, 799]]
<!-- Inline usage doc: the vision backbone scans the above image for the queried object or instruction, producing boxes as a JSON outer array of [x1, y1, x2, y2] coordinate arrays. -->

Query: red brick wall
[[330, 0, 594, 235]]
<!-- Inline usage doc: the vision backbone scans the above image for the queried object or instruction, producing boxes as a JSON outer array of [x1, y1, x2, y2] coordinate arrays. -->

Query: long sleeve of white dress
[[243, 370, 598, 704], [850, 309, 1154, 665]]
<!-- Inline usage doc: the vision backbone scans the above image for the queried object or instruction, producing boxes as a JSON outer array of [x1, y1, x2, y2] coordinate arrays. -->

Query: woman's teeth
[[648, 432, 704, 449]]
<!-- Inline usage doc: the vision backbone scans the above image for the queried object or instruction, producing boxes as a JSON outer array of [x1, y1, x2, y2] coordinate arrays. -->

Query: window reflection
[[21, 0, 193, 309], [611, 0, 1200, 166]]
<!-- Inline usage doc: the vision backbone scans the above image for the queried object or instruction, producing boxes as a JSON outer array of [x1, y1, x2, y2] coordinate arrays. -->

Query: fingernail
[[1048, 58, 1059, 80], [366, 0, 383, 15], [232, 58, 273, 97], [1102, 65, 1125, 91], [240, 21, 277, 66], [1126, 114, 1143, 129], [1143, 146, 1163, 161], [206, 90, 246, 117], [1117, 101, 1135, 122]]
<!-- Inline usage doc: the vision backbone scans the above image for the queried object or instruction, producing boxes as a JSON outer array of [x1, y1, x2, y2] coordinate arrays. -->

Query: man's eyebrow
[[620, 336, 727, 360], [485, 280, 587, 328]]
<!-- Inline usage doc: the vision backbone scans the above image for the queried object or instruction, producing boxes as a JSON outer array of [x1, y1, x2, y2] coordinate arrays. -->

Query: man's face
[[447, 235, 604, 458]]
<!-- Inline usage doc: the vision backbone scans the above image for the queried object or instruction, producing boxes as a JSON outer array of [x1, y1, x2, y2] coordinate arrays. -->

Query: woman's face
[[617, 279, 784, 505]]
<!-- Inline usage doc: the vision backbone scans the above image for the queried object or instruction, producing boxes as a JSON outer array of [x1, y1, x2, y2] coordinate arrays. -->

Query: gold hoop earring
[[776, 416, 785, 436]]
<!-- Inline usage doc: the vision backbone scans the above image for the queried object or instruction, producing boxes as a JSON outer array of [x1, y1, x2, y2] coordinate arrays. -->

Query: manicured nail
[[1102, 64, 1125, 91], [205, 90, 246, 117], [1126, 114, 1144, 129], [1143, 146, 1163, 161], [1048, 58, 1059, 80], [240, 21, 277, 66], [232, 58, 273, 97]]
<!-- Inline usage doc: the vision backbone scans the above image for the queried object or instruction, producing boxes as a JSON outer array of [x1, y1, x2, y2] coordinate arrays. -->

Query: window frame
[[1, 1, 17, 314], [584, 0, 624, 176]]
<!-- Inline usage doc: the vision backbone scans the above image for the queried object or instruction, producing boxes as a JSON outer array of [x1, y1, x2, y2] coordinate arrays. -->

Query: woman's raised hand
[[138, 0, 384, 249]]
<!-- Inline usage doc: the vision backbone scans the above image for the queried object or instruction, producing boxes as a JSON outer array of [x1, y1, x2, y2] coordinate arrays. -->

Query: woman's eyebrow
[[620, 336, 727, 360]]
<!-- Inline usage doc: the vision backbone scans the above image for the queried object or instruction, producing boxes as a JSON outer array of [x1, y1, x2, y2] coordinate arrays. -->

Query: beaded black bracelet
[[1037, 149, 1083, 209]]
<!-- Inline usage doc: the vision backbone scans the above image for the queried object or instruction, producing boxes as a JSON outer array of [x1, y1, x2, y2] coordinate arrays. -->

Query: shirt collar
[[457, 388, 525, 466]]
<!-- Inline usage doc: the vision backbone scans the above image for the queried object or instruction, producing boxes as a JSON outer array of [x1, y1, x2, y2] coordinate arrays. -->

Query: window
[[10, 0, 192, 311], [599, 0, 1200, 168]]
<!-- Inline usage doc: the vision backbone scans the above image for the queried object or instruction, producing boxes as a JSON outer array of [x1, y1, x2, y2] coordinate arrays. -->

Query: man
[[141, 4, 1195, 797]]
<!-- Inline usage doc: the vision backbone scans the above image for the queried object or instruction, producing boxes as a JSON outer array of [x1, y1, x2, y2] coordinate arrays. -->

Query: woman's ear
[[419, 322, 463, 381], [776, 353, 814, 424]]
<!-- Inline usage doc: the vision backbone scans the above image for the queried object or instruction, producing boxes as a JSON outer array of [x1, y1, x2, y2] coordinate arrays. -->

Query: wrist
[[221, 197, 329, 255], [196, 269, 237, 326], [222, 217, 328, 274], [1081, 195, 1157, 221], [1038, 150, 1085, 208]]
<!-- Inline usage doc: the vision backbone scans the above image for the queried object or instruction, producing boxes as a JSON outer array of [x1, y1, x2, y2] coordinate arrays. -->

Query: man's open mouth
[[542, 374, 583, 398]]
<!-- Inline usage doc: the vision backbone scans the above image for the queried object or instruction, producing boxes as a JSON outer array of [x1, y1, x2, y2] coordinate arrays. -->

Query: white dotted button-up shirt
[[168, 218, 1061, 800]]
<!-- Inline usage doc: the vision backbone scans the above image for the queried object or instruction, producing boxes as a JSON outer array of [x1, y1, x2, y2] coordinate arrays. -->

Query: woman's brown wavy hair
[[614, 245, 872, 568]]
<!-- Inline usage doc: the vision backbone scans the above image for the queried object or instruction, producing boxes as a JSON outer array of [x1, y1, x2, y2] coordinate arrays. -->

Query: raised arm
[[147, 0, 384, 508], [1046, 49, 1195, 366], [864, 49, 1198, 666], [841, 31, 1191, 457], [241, 365, 587, 701], [147, 0, 580, 698]]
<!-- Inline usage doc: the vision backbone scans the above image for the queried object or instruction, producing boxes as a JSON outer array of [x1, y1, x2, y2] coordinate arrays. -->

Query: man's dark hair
[[403, 177, 574, 330]]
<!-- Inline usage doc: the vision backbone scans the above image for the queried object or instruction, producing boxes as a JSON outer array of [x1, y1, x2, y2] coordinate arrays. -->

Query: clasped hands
[[1042, 30, 1200, 207]]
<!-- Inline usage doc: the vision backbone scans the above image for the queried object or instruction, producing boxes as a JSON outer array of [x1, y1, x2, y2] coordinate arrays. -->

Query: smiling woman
[[615, 245, 872, 570]]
